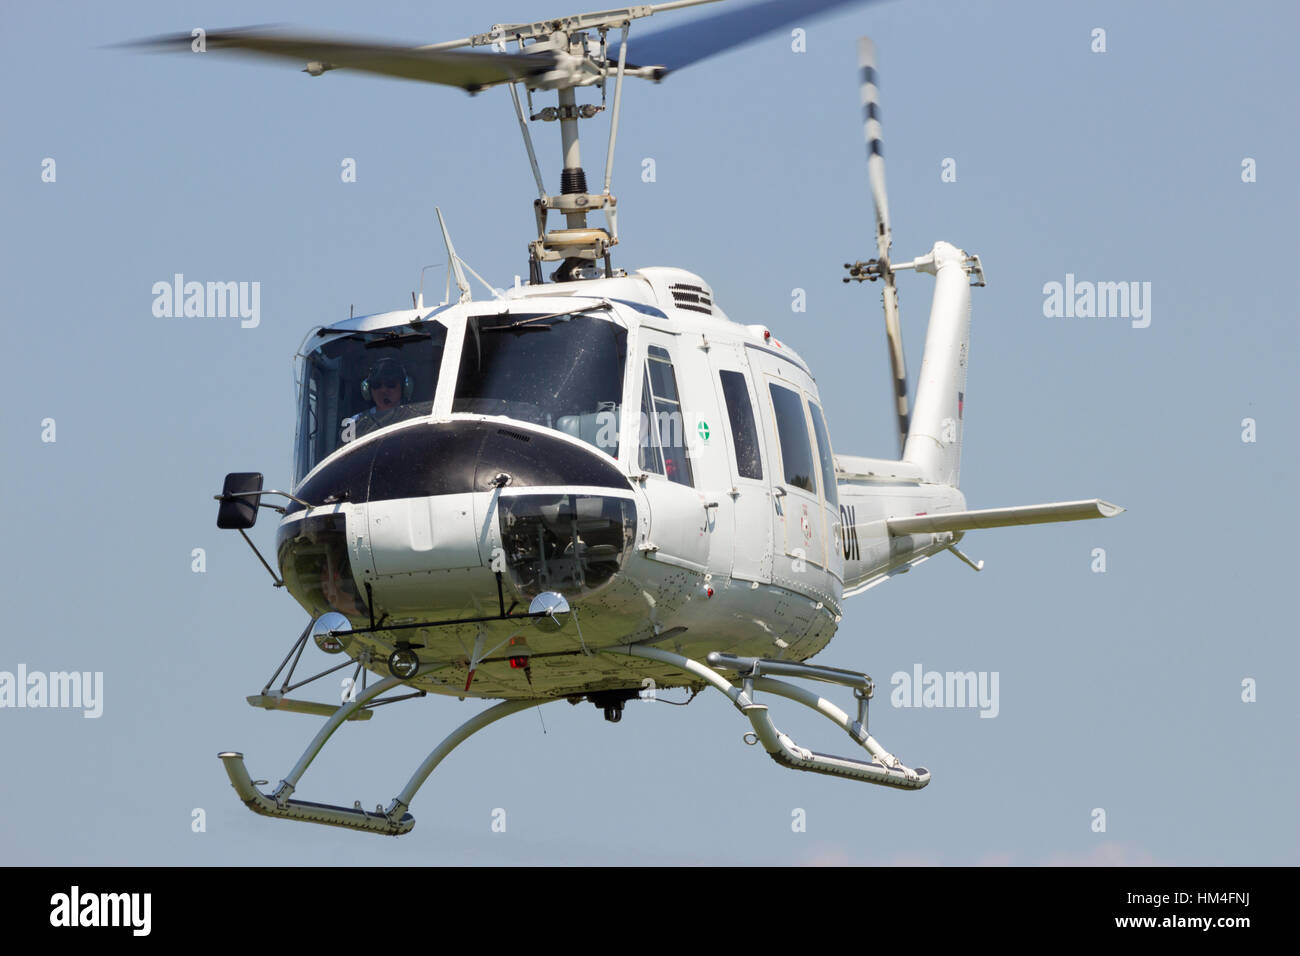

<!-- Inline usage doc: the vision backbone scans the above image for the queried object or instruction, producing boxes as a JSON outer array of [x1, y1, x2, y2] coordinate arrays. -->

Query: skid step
[[247, 695, 374, 719]]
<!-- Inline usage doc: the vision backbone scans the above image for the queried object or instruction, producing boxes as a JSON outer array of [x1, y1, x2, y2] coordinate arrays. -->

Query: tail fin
[[902, 241, 973, 487]]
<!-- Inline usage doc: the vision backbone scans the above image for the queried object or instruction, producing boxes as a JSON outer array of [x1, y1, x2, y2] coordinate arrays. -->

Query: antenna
[[436, 207, 472, 305]]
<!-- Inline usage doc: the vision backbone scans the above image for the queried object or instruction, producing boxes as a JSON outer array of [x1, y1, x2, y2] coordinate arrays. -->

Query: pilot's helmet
[[361, 357, 413, 401]]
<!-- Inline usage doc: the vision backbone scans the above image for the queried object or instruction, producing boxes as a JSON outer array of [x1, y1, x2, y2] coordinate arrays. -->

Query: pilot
[[343, 357, 412, 441]]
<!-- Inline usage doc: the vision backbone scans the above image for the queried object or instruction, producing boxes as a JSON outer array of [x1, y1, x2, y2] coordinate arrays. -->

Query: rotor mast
[[557, 87, 586, 228], [494, 3, 723, 283], [518, 20, 638, 283]]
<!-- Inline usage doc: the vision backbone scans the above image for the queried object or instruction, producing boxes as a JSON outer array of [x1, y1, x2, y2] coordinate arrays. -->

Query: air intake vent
[[669, 283, 713, 315]]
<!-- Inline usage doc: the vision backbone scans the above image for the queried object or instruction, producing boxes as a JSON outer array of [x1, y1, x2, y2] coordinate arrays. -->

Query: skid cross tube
[[605, 644, 928, 791], [708, 651, 876, 733], [385, 698, 551, 824]]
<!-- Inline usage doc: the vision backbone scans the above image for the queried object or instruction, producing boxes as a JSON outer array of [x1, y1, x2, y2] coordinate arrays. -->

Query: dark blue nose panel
[[287, 421, 631, 515]]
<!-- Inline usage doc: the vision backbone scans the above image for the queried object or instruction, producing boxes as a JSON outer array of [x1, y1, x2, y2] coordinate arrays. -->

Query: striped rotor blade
[[858, 36, 891, 262], [882, 280, 909, 455], [859, 37, 906, 452]]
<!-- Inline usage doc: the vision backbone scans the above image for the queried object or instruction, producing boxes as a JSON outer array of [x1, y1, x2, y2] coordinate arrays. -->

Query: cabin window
[[639, 345, 693, 487], [808, 401, 838, 509], [768, 382, 816, 494], [719, 370, 763, 480]]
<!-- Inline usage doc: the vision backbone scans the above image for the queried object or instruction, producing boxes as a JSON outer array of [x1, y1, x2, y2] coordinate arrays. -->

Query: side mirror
[[217, 472, 264, 529], [311, 612, 353, 654], [529, 591, 571, 633]]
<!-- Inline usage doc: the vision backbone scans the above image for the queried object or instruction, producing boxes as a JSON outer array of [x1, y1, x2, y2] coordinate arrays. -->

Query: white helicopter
[[142, 0, 1123, 835]]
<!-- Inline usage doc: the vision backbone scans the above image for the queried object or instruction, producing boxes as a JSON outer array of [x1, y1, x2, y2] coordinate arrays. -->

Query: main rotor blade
[[631, 0, 885, 75], [127, 27, 561, 91]]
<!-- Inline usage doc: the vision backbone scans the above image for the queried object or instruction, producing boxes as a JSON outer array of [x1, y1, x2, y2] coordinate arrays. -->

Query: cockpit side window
[[452, 312, 626, 458], [638, 368, 664, 477], [295, 324, 446, 483], [640, 345, 693, 487]]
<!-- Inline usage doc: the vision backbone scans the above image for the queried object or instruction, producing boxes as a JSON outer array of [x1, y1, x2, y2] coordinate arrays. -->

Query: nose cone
[[288, 419, 631, 512], [278, 420, 637, 619]]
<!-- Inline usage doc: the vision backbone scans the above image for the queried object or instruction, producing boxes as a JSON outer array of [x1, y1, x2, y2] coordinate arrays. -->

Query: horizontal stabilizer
[[886, 498, 1124, 536]]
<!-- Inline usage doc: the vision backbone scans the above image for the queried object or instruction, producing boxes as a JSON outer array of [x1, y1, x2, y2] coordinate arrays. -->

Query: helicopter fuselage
[[276, 264, 965, 701]]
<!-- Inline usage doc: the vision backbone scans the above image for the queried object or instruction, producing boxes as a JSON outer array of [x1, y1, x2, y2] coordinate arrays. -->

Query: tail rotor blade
[[857, 37, 907, 455], [881, 282, 908, 456], [858, 37, 891, 263]]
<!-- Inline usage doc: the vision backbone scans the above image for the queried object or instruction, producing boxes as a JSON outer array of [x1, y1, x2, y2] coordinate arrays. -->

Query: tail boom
[[901, 240, 972, 487]]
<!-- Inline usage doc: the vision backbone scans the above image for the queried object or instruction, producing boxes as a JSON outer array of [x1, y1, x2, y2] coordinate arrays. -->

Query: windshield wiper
[[316, 325, 435, 342], [475, 300, 612, 333], [478, 322, 552, 334]]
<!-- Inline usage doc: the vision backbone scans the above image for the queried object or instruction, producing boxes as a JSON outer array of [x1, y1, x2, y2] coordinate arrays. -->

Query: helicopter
[[138, 0, 1123, 836]]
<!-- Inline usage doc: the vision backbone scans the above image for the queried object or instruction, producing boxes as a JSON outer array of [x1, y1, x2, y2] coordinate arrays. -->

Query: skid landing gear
[[602, 646, 929, 791], [220, 673, 550, 836], [219, 643, 925, 838]]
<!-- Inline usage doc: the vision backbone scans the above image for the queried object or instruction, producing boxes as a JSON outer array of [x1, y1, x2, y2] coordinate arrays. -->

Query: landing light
[[388, 646, 421, 680]]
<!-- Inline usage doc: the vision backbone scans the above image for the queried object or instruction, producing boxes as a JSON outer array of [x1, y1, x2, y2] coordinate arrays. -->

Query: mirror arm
[[237, 529, 285, 588], [215, 488, 314, 513]]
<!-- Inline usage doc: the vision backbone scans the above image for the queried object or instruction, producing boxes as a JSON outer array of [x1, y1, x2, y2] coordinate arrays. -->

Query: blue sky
[[1, 0, 1296, 865]]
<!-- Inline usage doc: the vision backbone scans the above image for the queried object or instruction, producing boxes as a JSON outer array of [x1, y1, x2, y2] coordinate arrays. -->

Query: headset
[[361, 357, 413, 402]]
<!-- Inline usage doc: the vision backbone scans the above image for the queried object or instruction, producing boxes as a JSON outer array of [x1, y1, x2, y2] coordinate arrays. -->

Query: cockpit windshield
[[452, 310, 626, 458], [295, 323, 446, 482]]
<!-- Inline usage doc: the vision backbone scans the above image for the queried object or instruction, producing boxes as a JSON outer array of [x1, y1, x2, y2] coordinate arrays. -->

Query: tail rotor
[[845, 37, 909, 457]]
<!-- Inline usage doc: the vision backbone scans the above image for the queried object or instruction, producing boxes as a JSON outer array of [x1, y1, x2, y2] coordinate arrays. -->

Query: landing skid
[[219, 643, 924, 837], [608, 646, 929, 790]]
